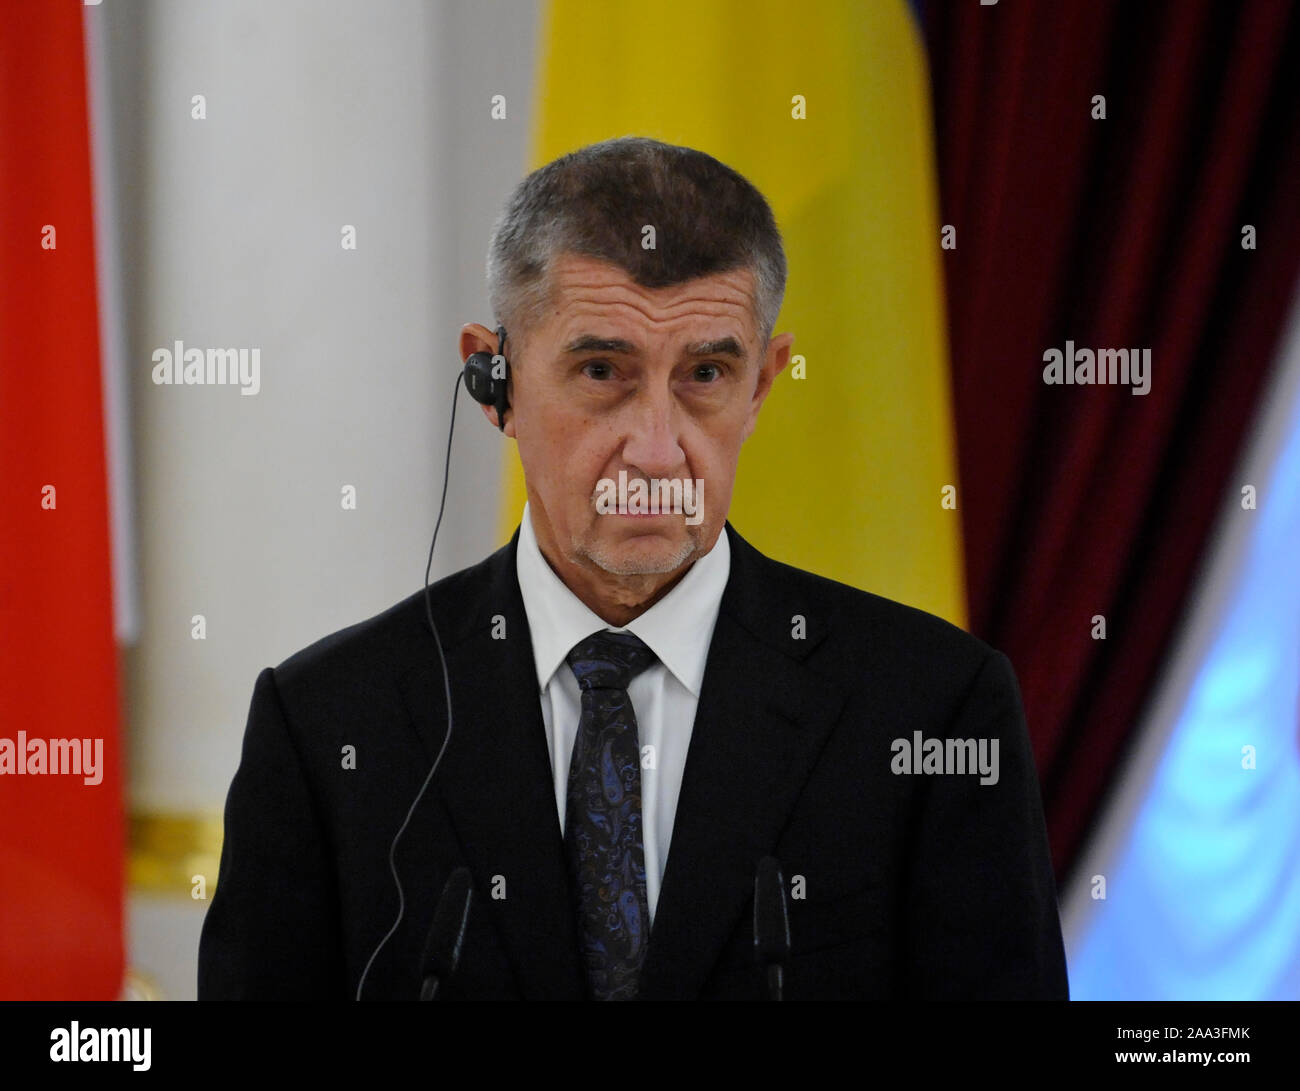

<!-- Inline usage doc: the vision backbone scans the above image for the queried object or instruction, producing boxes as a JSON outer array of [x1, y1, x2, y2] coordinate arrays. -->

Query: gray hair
[[485, 136, 787, 355]]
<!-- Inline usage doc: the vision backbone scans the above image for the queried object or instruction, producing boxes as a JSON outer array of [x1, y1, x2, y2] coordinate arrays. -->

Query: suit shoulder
[[750, 547, 996, 675]]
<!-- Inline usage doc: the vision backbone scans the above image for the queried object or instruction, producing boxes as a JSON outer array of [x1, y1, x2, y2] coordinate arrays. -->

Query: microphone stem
[[766, 963, 784, 1001]]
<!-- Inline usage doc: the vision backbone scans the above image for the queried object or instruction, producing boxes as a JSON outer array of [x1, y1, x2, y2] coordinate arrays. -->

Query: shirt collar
[[515, 500, 730, 698]]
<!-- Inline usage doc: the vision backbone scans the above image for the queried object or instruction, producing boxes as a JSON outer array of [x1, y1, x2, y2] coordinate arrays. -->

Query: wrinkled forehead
[[536, 256, 761, 354]]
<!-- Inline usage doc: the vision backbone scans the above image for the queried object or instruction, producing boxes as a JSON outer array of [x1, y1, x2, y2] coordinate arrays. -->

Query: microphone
[[753, 856, 790, 1001], [419, 867, 475, 1001]]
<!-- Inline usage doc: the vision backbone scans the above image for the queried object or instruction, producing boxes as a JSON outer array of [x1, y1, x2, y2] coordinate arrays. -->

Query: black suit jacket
[[198, 521, 1069, 1000]]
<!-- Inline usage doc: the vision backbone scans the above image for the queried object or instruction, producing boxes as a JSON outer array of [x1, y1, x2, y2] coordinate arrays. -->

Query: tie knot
[[566, 630, 657, 692]]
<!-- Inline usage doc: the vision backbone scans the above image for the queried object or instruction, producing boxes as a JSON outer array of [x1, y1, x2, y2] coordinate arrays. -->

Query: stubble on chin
[[570, 522, 701, 577]]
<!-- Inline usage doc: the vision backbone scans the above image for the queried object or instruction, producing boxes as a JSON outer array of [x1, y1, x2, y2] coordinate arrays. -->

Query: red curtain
[[925, 0, 1300, 879], [0, 1, 124, 997]]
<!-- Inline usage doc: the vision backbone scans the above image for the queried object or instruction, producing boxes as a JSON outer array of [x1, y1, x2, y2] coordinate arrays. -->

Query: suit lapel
[[396, 530, 585, 999], [637, 523, 847, 999]]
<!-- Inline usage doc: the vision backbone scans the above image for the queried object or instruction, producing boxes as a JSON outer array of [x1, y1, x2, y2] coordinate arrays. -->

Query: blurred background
[[2, 0, 1297, 1000]]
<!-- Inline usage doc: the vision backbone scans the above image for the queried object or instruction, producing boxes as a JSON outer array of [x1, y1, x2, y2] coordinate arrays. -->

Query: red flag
[[0, 0, 125, 999]]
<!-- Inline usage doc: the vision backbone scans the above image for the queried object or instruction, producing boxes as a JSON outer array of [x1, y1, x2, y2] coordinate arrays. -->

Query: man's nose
[[621, 388, 685, 476]]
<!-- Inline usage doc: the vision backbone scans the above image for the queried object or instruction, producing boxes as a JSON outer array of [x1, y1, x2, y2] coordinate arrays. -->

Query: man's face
[[465, 252, 791, 610]]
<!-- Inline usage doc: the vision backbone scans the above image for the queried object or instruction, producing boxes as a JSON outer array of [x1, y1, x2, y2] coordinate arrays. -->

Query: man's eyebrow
[[562, 335, 638, 354], [684, 337, 745, 359], [560, 334, 746, 359]]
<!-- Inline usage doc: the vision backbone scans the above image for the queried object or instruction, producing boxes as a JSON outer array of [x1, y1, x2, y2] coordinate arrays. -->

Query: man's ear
[[458, 322, 514, 435], [742, 331, 794, 442]]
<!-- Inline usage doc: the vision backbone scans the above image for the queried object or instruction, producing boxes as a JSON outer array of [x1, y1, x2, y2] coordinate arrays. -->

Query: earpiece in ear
[[462, 326, 509, 432]]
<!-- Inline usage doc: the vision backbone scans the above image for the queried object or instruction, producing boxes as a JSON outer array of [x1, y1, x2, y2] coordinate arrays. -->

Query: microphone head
[[753, 856, 791, 963], [421, 867, 475, 986]]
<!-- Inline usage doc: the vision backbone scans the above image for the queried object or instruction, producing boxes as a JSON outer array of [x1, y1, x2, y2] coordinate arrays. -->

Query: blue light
[[1070, 351, 1300, 1000]]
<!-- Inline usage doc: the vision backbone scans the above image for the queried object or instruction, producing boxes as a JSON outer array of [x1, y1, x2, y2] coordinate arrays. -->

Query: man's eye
[[582, 361, 613, 380], [693, 363, 722, 382]]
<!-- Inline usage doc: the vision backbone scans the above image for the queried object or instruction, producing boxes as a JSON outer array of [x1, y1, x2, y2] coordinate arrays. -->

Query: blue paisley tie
[[564, 629, 658, 1001]]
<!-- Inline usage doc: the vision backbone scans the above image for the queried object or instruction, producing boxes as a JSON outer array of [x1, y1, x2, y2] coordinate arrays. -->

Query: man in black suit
[[199, 136, 1068, 1000]]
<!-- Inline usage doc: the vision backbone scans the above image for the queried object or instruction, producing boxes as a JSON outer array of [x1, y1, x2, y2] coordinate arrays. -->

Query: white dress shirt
[[514, 501, 731, 926]]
